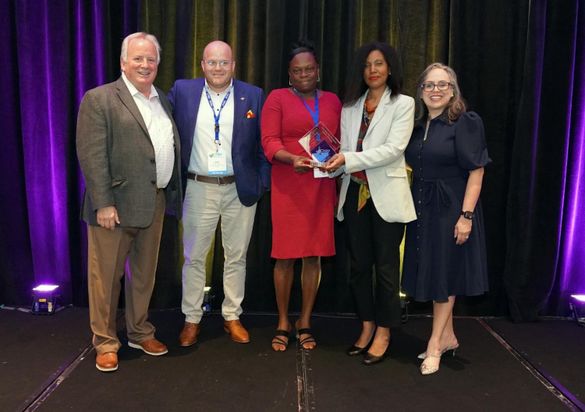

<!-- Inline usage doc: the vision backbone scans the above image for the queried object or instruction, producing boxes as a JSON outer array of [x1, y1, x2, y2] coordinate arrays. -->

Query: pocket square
[[246, 109, 256, 119]]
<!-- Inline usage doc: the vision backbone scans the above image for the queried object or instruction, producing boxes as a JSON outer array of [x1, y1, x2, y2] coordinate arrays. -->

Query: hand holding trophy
[[298, 122, 340, 178]]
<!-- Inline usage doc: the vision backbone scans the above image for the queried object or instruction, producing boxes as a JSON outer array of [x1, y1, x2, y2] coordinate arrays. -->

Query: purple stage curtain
[[504, 0, 585, 319], [0, 0, 137, 305], [557, 2, 585, 307], [0, 0, 34, 303], [15, 0, 76, 301], [1, 0, 583, 316]]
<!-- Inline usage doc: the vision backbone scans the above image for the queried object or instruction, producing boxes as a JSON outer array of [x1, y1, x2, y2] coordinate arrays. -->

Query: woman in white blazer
[[326, 42, 416, 365]]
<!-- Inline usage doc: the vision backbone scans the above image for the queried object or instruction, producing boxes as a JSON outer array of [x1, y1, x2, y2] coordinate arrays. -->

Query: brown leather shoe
[[179, 322, 200, 347], [223, 319, 250, 343], [96, 352, 118, 372], [128, 338, 168, 356]]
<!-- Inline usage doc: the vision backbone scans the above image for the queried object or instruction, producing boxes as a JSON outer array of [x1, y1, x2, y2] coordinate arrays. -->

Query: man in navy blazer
[[168, 40, 270, 346]]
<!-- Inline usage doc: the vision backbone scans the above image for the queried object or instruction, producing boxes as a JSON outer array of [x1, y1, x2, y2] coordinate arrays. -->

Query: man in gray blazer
[[77, 32, 182, 372]]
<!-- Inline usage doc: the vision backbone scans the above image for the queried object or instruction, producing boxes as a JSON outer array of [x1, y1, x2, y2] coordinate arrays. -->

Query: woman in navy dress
[[402, 63, 490, 375]]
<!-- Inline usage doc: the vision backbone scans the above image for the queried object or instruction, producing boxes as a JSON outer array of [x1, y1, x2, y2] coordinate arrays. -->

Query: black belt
[[187, 172, 235, 185]]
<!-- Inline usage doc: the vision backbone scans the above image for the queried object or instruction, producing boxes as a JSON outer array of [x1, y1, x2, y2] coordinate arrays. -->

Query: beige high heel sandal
[[420, 352, 442, 375], [417, 343, 459, 360]]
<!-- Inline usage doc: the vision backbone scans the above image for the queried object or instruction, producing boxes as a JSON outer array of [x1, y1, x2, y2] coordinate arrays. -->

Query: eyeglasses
[[421, 81, 452, 92], [204, 60, 232, 68]]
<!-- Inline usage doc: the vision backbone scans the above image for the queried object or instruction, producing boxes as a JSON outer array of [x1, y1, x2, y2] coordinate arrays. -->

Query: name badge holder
[[205, 85, 232, 176]]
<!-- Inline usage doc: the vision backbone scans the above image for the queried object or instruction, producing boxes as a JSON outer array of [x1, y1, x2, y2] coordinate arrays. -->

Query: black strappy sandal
[[271, 329, 291, 352], [296, 328, 316, 350]]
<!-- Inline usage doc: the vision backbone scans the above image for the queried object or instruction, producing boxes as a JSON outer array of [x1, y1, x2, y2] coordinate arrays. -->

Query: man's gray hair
[[120, 32, 161, 64]]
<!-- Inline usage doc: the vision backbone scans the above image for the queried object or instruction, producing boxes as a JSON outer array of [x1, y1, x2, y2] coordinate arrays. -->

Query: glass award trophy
[[298, 122, 340, 177]]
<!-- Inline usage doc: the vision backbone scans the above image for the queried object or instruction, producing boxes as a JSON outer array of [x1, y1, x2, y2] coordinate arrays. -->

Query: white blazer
[[337, 88, 417, 223]]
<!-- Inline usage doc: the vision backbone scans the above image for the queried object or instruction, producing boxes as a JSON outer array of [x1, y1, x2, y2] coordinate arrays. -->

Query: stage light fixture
[[569, 294, 585, 326], [399, 291, 409, 324], [202, 286, 213, 313], [32, 284, 60, 315]]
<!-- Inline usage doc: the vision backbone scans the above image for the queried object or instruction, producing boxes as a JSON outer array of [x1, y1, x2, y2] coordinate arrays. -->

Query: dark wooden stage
[[1, 307, 583, 411]]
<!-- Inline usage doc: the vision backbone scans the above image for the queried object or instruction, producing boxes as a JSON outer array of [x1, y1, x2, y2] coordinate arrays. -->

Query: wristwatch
[[461, 210, 474, 220]]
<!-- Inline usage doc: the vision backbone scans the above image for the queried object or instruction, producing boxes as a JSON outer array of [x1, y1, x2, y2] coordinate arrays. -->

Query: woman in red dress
[[261, 40, 341, 351]]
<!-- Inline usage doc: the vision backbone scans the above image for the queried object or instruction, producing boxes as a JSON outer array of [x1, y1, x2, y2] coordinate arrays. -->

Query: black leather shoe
[[346, 345, 368, 356], [362, 351, 387, 365]]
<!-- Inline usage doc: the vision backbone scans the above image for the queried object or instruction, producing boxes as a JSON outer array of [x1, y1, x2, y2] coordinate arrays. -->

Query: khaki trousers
[[87, 190, 166, 354], [181, 179, 256, 323]]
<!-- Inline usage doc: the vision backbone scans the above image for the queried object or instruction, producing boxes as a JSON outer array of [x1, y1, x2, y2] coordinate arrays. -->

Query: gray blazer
[[77, 77, 182, 227]]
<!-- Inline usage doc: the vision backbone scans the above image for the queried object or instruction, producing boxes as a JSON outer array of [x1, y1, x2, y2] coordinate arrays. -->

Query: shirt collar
[[204, 79, 234, 96], [435, 110, 450, 123], [121, 73, 158, 99], [415, 109, 450, 129]]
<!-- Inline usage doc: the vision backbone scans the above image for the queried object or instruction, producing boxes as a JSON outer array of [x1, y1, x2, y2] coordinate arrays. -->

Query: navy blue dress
[[402, 111, 490, 302]]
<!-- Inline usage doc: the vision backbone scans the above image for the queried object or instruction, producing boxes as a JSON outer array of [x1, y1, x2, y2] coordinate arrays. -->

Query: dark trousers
[[343, 181, 404, 328]]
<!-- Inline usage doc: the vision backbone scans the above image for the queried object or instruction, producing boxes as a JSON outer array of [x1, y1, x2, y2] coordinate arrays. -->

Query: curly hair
[[343, 42, 403, 106]]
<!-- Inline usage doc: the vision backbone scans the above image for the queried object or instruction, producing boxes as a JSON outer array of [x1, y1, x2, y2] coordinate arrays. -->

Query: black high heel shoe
[[362, 340, 390, 365], [346, 344, 369, 356], [362, 350, 388, 365], [346, 335, 374, 356]]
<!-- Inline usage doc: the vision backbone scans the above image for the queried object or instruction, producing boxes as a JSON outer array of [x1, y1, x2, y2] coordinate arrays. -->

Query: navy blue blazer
[[168, 78, 270, 207]]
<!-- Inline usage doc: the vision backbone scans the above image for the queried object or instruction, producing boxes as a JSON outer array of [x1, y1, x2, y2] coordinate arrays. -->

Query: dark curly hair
[[343, 42, 403, 106]]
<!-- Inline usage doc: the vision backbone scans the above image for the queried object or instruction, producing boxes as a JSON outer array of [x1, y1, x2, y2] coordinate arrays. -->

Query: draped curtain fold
[[0, 0, 138, 305], [0, 0, 33, 304], [503, 0, 585, 321], [556, 1, 585, 312], [1, 0, 584, 319]]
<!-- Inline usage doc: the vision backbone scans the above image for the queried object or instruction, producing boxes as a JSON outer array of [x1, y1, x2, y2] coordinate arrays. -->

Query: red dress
[[261, 88, 342, 258]]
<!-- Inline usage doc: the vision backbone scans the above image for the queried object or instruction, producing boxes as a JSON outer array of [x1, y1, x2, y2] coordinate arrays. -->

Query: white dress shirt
[[121, 73, 174, 188], [189, 80, 234, 176]]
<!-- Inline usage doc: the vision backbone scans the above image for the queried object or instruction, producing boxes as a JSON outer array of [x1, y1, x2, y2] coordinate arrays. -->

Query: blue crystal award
[[298, 122, 340, 169]]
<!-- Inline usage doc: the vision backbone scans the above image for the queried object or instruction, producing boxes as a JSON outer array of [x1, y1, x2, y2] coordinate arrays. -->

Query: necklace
[[364, 99, 378, 114], [365, 90, 381, 116]]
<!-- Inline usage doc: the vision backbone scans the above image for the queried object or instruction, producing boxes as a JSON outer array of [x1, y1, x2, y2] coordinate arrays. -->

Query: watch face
[[462, 211, 474, 219]]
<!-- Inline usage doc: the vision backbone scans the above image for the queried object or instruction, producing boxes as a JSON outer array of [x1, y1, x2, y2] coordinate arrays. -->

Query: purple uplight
[[570, 294, 585, 303], [32, 284, 60, 293], [16, 0, 72, 301]]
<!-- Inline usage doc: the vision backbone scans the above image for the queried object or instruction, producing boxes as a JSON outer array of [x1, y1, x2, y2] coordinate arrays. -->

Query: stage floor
[[1, 307, 583, 411]]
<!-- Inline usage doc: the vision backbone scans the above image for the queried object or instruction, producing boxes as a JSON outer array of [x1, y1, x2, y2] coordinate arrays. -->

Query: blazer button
[[150, 159, 155, 164], [151, 180, 156, 185]]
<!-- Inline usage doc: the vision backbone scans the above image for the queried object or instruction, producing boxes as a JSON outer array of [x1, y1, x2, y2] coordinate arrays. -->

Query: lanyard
[[204, 85, 232, 146], [297, 90, 320, 127]]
